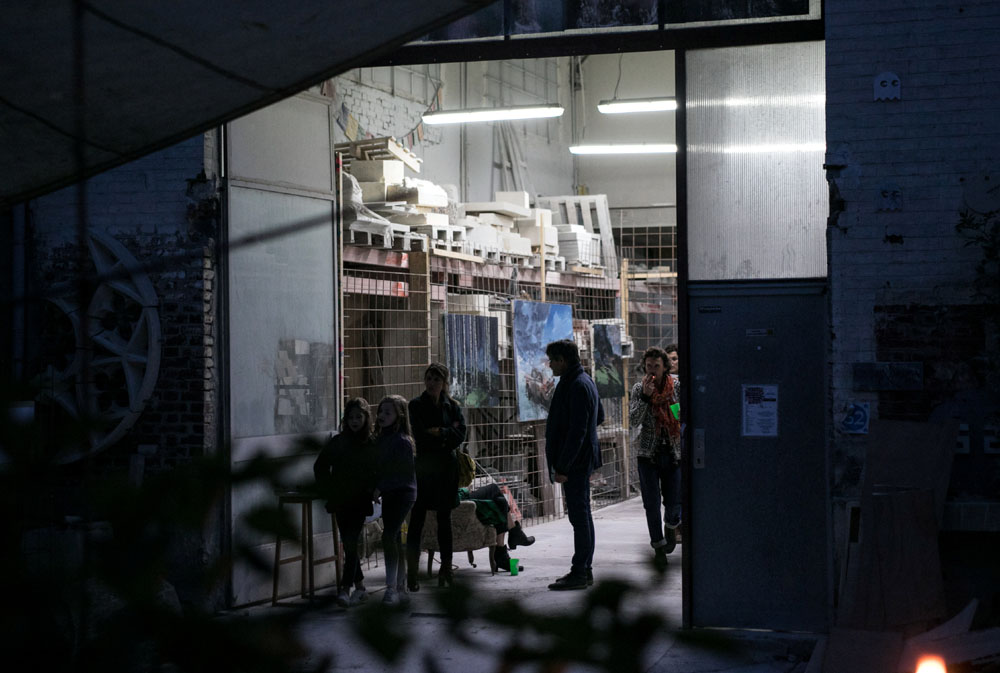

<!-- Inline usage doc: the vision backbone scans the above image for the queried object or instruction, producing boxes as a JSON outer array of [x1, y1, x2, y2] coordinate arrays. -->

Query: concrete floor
[[245, 496, 818, 672]]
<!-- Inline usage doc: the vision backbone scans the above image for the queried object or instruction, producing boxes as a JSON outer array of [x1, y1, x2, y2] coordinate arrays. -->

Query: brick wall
[[331, 76, 443, 147], [28, 135, 219, 473], [826, 0, 1000, 493], [826, 0, 1000, 599], [21, 134, 225, 610]]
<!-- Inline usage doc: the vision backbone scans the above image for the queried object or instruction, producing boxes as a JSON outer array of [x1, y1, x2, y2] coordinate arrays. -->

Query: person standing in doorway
[[629, 345, 682, 563], [406, 363, 466, 589], [374, 395, 417, 606], [543, 339, 605, 591]]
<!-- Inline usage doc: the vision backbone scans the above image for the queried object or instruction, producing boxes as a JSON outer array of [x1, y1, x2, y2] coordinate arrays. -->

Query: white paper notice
[[742, 384, 778, 437]]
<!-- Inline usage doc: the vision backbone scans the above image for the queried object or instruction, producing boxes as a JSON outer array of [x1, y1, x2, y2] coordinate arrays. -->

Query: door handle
[[694, 428, 705, 469]]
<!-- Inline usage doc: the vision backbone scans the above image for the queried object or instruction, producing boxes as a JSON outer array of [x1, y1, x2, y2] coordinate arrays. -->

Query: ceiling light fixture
[[422, 105, 564, 125], [597, 98, 678, 114], [570, 144, 678, 155]]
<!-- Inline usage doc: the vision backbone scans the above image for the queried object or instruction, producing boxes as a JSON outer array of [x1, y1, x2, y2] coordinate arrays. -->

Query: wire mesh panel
[[342, 259, 430, 407], [340, 239, 677, 526]]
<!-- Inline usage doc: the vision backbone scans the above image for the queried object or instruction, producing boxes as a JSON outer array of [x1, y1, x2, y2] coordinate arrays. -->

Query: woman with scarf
[[628, 345, 682, 562]]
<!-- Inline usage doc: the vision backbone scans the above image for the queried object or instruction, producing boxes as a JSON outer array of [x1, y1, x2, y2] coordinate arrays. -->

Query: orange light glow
[[915, 655, 946, 673]]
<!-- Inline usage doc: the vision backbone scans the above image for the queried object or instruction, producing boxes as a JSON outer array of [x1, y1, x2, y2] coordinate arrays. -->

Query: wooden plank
[[580, 201, 594, 231], [593, 194, 619, 278], [864, 419, 959, 526], [627, 271, 678, 279], [431, 248, 482, 263], [462, 201, 532, 218], [838, 488, 946, 630], [334, 136, 422, 173], [570, 264, 604, 276]]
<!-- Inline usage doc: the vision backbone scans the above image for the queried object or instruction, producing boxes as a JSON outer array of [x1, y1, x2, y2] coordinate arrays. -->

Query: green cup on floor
[[509, 558, 519, 576]]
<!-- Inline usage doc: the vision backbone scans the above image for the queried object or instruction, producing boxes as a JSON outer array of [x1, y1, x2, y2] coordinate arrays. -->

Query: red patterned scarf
[[650, 375, 681, 443]]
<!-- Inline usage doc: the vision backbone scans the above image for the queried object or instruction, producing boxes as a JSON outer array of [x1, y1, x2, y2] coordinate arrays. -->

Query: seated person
[[459, 483, 535, 571]]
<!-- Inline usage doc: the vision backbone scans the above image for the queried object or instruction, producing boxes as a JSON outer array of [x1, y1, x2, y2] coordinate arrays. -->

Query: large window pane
[[687, 42, 827, 280], [228, 187, 336, 439]]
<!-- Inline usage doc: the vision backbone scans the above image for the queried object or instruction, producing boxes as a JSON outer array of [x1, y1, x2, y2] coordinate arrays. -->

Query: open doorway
[[327, 50, 682, 617]]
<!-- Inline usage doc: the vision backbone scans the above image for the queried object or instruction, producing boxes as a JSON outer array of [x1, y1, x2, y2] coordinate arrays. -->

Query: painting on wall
[[444, 314, 500, 407], [512, 300, 573, 421], [591, 323, 625, 399]]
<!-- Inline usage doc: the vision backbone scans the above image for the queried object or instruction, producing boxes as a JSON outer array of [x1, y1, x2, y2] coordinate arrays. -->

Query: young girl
[[373, 395, 417, 606], [313, 398, 377, 607]]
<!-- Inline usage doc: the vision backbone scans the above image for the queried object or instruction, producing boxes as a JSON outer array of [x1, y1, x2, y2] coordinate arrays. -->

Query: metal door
[[682, 40, 829, 631], [687, 282, 829, 631]]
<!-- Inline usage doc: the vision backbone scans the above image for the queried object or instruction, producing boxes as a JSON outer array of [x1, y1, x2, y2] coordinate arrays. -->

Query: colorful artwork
[[512, 300, 573, 421], [444, 314, 500, 407], [591, 323, 625, 399]]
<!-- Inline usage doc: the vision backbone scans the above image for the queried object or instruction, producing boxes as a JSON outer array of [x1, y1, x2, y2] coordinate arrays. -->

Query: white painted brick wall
[[827, 0, 1000, 494], [333, 77, 443, 148]]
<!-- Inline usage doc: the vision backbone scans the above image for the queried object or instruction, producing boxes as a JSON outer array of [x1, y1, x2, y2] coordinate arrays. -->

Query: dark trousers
[[637, 452, 681, 546], [334, 508, 366, 589], [562, 469, 595, 575], [406, 500, 453, 566]]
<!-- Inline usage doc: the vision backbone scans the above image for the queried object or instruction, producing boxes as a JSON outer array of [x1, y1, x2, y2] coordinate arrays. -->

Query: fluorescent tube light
[[422, 105, 564, 125], [597, 98, 678, 114], [570, 144, 678, 155]]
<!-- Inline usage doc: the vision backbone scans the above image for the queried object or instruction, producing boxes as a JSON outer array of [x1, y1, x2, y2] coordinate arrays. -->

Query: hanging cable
[[613, 53, 624, 100]]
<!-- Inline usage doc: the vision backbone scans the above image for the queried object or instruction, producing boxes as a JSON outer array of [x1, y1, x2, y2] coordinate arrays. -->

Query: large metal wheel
[[36, 230, 162, 463]]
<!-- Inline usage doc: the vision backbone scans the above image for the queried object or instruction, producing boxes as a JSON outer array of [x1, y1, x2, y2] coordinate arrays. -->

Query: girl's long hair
[[339, 397, 373, 440], [377, 394, 413, 442]]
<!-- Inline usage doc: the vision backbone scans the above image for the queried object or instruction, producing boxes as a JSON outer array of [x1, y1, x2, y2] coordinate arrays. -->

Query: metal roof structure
[[0, 0, 487, 206]]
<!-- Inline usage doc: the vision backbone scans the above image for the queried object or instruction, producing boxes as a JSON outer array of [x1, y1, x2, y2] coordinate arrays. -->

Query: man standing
[[543, 339, 605, 590], [629, 345, 682, 563]]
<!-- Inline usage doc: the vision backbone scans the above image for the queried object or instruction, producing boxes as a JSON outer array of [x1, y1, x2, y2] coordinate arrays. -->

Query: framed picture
[[444, 314, 500, 407], [591, 322, 625, 399], [512, 300, 573, 421]]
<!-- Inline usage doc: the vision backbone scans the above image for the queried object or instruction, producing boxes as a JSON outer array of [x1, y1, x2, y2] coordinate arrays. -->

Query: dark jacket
[[408, 392, 466, 509], [545, 362, 605, 480], [374, 431, 417, 500], [313, 431, 377, 515]]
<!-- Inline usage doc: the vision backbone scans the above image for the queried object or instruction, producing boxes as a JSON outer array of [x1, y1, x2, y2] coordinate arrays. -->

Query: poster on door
[[742, 384, 779, 437]]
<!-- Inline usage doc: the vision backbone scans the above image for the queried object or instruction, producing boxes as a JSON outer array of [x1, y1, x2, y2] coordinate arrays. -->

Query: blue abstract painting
[[512, 300, 573, 421]]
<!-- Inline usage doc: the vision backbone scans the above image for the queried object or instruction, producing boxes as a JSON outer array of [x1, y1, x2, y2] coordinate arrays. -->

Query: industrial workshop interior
[[229, 51, 686, 604], [226, 27, 828, 631]]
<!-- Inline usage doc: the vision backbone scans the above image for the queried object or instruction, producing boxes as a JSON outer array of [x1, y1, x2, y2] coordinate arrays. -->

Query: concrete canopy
[[0, 0, 487, 206]]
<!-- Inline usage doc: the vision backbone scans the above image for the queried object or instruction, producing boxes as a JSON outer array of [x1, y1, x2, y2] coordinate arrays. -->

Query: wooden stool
[[271, 490, 342, 605]]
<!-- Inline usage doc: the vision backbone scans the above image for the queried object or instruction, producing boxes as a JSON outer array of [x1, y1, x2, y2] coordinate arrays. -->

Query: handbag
[[456, 448, 476, 488]]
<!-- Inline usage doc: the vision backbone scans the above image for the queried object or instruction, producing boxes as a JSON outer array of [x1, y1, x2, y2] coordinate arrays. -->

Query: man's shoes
[[587, 568, 594, 586], [548, 571, 589, 591], [335, 588, 351, 608], [507, 521, 536, 549]]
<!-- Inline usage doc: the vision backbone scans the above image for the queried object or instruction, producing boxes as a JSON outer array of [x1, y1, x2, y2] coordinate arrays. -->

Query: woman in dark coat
[[313, 397, 377, 607], [406, 363, 467, 588]]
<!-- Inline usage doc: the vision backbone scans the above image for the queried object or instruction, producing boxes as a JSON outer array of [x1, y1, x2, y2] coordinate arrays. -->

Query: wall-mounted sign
[[742, 384, 778, 437], [841, 402, 870, 434]]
